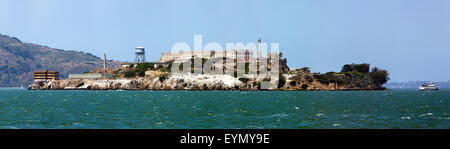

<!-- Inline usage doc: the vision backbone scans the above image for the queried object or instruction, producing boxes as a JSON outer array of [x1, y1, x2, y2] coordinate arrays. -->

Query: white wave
[[401, 116, 411, 120], [419, 113, 433, 117]]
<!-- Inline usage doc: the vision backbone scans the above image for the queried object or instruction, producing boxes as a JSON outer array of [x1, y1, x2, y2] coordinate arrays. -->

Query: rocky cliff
[[29, 71, 386, 91]]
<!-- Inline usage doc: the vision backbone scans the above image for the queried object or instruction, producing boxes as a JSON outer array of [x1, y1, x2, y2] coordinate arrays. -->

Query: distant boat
[[418, 82, 439, 91]]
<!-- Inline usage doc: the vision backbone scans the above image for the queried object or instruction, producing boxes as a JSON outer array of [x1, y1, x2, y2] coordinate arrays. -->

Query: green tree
[[341, 63, 370, 73], [124, 71, 136, 78], [353, 63, 370, 73], [278, 75, 286, 88], [369, 67, 390, 87], [341, 64, 353, 72]]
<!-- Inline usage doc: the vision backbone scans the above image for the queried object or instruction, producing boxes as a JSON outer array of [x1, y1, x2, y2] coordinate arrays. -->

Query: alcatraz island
[[29, 38, 389, 91]]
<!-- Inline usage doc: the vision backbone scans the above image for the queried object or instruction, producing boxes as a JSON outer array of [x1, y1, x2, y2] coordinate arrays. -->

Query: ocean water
[[0, 89, 448, 129]]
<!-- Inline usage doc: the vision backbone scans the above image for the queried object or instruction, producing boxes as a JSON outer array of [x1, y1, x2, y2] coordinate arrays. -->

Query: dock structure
[[33, 70, 59, 82]]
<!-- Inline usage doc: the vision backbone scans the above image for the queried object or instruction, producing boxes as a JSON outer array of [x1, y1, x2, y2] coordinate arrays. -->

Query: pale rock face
[[167, 74, 242, 90], [145, 70, 167, 79], [31, 74, 246, 90]]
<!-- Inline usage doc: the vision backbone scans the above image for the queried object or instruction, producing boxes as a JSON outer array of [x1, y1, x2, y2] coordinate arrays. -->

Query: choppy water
[[0, 89, 448, 129]]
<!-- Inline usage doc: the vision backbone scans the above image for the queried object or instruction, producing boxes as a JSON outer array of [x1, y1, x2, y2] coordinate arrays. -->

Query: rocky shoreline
[[29, 73, 385, 91]]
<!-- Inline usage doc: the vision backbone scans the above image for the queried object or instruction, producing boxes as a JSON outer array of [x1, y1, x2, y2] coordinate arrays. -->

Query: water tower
[[135, 46, 145, 63]]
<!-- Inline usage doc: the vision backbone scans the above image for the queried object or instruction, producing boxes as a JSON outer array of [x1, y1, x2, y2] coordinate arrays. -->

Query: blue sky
[[1, 0, 449, 82]]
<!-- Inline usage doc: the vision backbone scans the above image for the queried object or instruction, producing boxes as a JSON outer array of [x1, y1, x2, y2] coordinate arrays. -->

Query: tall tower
[[257, 37, 262, 59], [103, 53, 107, 79], [135, 46, 145, 63], [103, 53, 106, 70]]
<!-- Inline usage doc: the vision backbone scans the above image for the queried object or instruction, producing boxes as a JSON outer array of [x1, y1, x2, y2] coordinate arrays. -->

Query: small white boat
[[418, 82, 439, 91]]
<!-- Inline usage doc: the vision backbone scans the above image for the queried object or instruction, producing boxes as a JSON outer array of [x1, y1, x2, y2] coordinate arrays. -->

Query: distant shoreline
[[0, 87, 25, 89]]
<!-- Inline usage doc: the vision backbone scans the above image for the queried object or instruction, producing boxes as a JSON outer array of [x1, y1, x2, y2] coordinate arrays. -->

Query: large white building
[[159, 38, 279, 63], [159, 49, 254, 62]]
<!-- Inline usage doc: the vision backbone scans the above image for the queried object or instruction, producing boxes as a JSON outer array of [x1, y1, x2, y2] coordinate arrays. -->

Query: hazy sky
[[1, 0, 449, 82]]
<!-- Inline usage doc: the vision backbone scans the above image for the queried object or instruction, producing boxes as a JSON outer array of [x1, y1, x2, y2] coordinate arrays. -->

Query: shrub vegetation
[[369, 67, 390, 87]]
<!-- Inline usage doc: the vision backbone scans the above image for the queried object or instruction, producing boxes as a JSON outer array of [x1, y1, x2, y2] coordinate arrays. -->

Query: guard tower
[[135, 46, 145, 63]]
